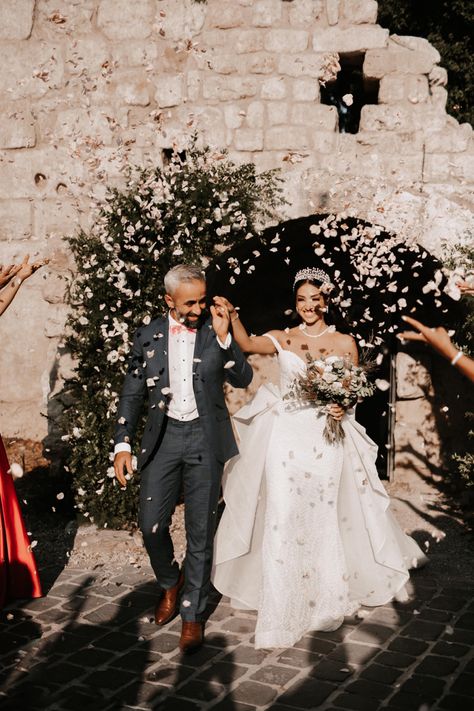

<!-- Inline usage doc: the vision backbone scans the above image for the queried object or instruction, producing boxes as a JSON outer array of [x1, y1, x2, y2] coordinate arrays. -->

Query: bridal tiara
[[293, 267, 332, 289]]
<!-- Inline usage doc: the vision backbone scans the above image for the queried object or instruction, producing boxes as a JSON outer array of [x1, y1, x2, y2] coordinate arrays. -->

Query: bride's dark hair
[[293, 278, 351, 334]]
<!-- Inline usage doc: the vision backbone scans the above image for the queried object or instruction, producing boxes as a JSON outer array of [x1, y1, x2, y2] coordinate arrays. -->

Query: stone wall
[[0, 1, 472, 471]]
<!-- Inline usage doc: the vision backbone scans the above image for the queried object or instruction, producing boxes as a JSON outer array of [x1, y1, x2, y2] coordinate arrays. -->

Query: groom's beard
[[176, 308, 209, 330]]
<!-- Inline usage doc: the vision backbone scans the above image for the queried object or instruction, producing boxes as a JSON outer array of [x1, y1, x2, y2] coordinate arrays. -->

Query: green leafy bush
[[63, 145, 284, 528]]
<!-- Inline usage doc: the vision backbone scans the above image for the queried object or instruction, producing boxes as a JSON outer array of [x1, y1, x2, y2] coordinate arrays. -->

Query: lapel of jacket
[[153, 315, 170, 390], [193, 319, 213, 362]]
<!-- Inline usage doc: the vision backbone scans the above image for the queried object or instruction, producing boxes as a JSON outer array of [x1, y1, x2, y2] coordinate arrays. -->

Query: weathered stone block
[[291, 104, 338, 130], [97, 0, 154, 40], [0, 43, 64, 100], [423, 153, 474, 184], [112, 41, 159, 69], [154, 74, 183, 108], [33, 199, 81, 240], [326, 0, 340, 26], [289, 0, 324, 27], [0, 148, 86, 200], [252, 0, 282, 27], [158, 0, 206, 41], [66, 36, 111, 76], [424, 124, 473, 154], [430, 86, 448, 110], [234, 128, 264, 152], [203, 76, 258, 101], [235, 29, 265, 54], [354, 131, 424, 154], [0, 200, 32, 240], [292, 78, 320, 102], [265, 126, 311, 150], [264, 29, 309, 54], [34, 1, 95, 38], [391, 35, 440, 64], [267, 102, 289, 126], [54, 109, 116, 146], [187, 71, 202, 102], [364, 46, 437, 79], [261, 77, 287, 100], [0, 104, 36, 149], [208, 55, 240, 75], [429, 66, 448, 88], [246, 102, 265, 128], [312, 132, 338, 154], [113, 72, 151, 107], [223, 104, 245, 130], [342, 0, 378, 25], [278, 54, 327, 78], [208, 2, 246, 29], [313, 26, 388, 53], [246, 54, 276, 75], [378, 74, 430, 105], [0, 0, 34, 40], [359, 105, 414, 132]]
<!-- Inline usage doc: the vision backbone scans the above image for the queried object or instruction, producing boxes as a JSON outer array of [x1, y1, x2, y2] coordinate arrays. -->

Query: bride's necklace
[[299, 324, 333, 339]]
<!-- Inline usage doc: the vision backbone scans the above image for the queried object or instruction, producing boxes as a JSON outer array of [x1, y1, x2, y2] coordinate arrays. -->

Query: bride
[[211, 267, 427, 649]]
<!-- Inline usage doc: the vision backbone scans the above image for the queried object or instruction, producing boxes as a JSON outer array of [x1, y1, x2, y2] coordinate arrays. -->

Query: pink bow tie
[[170, 323, 196, 336]]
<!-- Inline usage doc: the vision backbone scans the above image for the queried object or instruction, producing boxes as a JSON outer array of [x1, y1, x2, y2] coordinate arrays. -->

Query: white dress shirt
[[114, 313, 231, 455]]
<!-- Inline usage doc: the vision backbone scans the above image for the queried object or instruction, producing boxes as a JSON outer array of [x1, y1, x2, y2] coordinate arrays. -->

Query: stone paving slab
[[1, 562, 474, 711]]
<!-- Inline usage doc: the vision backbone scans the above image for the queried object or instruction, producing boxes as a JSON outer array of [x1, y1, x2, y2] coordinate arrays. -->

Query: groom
[[114, 264, 252, 653]]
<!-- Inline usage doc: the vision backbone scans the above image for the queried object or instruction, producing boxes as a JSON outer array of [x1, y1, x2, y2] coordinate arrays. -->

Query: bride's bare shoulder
[[333, 331, 357, 349]]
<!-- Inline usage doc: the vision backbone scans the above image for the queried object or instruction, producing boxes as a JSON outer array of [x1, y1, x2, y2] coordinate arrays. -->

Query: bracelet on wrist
[[451, 350, 464, 366]]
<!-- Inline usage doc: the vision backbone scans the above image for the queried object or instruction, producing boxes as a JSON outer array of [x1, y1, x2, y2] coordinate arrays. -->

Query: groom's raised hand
[[114, 451, 134, 487]]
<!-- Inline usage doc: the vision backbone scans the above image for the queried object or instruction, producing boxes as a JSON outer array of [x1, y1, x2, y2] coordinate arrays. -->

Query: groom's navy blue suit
[[114, 314, 252, 620]]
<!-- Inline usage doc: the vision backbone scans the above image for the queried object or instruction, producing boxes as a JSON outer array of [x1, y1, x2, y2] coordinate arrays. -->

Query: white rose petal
[[224, 361, 235, 369], [375, 379, 390, 391], [9, 462, 24, 479], [56, 492, 65, 500]]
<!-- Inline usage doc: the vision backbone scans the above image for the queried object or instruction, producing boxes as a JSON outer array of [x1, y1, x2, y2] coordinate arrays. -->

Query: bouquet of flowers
[[286, 354, 376, 444]]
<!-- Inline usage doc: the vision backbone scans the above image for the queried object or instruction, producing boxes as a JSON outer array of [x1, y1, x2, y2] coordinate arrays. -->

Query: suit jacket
[[114, 315, 253, 468]]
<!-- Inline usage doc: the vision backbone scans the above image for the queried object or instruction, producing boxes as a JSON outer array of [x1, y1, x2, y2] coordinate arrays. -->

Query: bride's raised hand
[[327, 403, 345, 421], [210, 299, 231, 342]]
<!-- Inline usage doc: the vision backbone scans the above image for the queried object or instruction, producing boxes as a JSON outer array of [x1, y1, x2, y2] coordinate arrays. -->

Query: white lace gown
[[212, 335, 427, 649]]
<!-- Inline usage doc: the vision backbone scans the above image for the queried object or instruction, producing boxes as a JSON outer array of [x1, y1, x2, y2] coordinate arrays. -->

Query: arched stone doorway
[[207, 213, 457, 479]]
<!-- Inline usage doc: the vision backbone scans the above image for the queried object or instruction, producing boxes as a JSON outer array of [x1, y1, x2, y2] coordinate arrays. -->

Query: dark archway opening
[[320, 52, 379, 133], [207, 213, 457, 478]]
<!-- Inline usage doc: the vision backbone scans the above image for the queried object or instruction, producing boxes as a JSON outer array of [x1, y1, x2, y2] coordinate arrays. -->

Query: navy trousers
[[139, 417, 223, 622]]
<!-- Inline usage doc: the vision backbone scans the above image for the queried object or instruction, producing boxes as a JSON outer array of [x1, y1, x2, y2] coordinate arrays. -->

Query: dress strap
[[262, 333, 282, 354]]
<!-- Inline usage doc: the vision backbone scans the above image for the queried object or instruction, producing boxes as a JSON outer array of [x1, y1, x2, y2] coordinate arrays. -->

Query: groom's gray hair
[[164, 264, 205, 295]]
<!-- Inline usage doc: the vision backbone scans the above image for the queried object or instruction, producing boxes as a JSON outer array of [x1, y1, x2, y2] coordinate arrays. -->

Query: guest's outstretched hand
[[15, 254, 49, 282], [399, 315, 474, 383], [0, 263, 21, 288], [399, 316, 457, 360]]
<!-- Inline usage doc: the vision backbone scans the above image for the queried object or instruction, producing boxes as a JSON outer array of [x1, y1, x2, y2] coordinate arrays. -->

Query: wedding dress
[[212, 334, 427, 649]]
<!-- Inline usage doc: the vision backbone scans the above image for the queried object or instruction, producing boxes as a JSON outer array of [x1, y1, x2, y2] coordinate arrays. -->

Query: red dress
[[0, 435, 42, 607]]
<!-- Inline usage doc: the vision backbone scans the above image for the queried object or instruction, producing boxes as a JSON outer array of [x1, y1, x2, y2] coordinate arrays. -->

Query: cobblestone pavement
[[1, 557, 473, 711]]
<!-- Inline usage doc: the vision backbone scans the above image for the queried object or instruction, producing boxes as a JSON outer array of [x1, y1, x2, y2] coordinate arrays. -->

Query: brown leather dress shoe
[[154, 572, 184, 626], [179, 621, 203, 654]]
